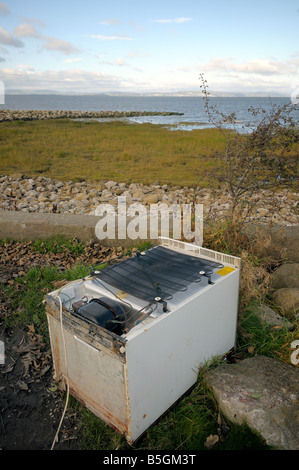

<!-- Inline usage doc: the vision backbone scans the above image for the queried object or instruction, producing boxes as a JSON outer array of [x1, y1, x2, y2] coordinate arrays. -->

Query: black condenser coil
[[92, 246, 224, 303]]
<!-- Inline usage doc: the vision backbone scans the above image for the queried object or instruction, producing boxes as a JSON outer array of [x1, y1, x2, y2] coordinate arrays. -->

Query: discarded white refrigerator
[[45, 237, 241, 444]]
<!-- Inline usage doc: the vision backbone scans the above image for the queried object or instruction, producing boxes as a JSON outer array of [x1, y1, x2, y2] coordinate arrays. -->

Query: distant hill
[[5, 89, 288, 98]]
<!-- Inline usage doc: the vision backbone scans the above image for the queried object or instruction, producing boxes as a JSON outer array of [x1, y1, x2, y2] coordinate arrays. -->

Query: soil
[[0, 325, 80, 450], [0, 239, 122, 450]]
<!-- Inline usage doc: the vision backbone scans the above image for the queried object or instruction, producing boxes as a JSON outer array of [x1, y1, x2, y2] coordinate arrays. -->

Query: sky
[[0, 0, 298, 96]]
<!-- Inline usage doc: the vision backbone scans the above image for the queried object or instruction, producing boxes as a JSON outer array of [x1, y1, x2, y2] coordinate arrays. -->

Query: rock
[[0, 109, 184, 122], [0, 174, 298, 227], [100, 189, 113, 201], [142, 193, 159, 205], [73, 192, 89, 202], [115, 187, 124, 196], [105, 181, 117, 190], [272, 288, 299, 315], [17, 203, 28, 209], [205, 356, 299, 450], [120, 190, 132, 203], [255, 303, 292, 329], [87, 188, 98, 197], [26, 190, 38, 198], [49, 193, 58, 202], [4, 188, 12, 196], [37, 194, 49, 202], [271, 263, 299, 290], [132, 189, 144, 200]]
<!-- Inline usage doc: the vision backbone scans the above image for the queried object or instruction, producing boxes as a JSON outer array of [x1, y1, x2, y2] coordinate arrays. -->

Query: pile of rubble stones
[[0, 174, 298, 225]]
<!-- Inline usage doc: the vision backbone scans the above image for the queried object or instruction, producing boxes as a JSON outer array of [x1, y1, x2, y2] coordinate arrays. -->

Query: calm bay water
[[0, 94, 296, 132]]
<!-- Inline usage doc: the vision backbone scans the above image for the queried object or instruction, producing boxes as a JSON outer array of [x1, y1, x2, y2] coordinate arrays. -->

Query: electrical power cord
[[50, 277, 92, 450], [50, 294, 69, 450]]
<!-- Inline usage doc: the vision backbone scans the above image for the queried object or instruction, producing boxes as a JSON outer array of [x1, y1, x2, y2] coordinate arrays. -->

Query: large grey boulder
[[271, 263, 299, 290], [272, 288, 299, 316], [254, 303, 292, 329], [205, 356, 299, 450], [242, 224, 299, 262]]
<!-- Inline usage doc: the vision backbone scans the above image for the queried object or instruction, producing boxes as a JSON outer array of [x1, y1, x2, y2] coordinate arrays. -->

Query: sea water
[[0, 94, 296, 132]]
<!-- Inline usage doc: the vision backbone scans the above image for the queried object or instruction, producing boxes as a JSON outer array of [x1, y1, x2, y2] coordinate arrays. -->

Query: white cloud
[[199, 57, 299, 76], [99, 18, 121, 26], [116, 57, 126, 66], [126, 50, 149, 59], [100, 57, 128, 66], [63, 57, 83, 63], [194, 57, 298, 95], [0, 27, 24, 47], [91, 34, 133, 41], [17, 64, 34, 70], [0, 66, 125, 92], [130, 21, 146, 32], [153, 17, 192, 24], [42, 36, 80, 55], [21, 17, 45, 27], [13, 22, 80, 57], [14, 23, 41, 38], [177, 65, 191, 73], [0, 2, 9, 15]]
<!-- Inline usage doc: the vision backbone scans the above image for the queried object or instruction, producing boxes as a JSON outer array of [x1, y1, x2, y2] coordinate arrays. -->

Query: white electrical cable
[[50, 294, 70, 450], [50, 277, 92, 450]]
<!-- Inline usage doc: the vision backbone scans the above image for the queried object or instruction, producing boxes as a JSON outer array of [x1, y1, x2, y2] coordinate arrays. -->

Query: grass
[[1, 264, 89, 339], [237, 300, 299, 365], [30, 235, 86, 256], [0, 119, 227, 187], [2, 233, 297, 451]]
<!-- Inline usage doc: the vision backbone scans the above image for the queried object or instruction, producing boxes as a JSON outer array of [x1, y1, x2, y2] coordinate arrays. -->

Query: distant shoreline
[[0, 109, 183, 122], [3, 92, 290, 98], [0, 95, 293, 133]]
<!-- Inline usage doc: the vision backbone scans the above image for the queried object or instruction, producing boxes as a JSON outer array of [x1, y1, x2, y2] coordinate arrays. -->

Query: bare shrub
[[199, 74, 299, 227]]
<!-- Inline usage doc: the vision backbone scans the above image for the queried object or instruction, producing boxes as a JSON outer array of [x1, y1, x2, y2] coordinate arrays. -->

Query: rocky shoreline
[[0, 109, 183, 122], [0, 174, 298, 225]]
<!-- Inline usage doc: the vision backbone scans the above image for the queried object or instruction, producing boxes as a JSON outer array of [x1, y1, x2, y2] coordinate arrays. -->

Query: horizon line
[[2, 90, 290, 98]]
